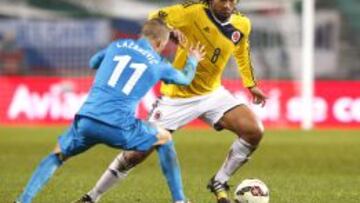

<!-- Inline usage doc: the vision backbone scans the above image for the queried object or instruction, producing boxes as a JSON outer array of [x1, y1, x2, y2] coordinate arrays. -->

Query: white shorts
[[148, 87, 246, 131]]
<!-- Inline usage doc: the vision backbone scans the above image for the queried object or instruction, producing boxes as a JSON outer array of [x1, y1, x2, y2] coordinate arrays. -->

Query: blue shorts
[[58, 116, 158, 157]]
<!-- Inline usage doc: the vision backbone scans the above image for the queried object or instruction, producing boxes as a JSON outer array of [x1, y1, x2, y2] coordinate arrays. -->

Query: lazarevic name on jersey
[[78, 38, 198, 127]]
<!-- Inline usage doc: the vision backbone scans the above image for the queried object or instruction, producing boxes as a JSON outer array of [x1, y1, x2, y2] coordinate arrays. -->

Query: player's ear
[[155, 39, 162, 50], [151, 38, 163, 53]]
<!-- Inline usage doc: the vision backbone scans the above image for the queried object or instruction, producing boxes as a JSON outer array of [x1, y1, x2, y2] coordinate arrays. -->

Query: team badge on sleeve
[[231, 31, 241, 43]]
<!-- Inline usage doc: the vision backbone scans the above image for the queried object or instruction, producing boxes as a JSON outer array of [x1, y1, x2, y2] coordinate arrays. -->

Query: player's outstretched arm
[[162, 42, 205, 85]]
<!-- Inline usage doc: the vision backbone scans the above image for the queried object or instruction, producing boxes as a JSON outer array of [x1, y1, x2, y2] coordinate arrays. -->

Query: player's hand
[[170, 29, 187, 48], [189, 42, 206, 62], [248, 86, 267, 107]]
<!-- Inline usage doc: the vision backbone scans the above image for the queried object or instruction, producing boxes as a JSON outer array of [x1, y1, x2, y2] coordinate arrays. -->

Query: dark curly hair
[[199, 0, 239, 5], [199, 0, 210, 5]]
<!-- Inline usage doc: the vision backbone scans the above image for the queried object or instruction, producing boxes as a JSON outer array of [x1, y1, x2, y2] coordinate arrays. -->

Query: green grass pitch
[[1, 127, 360, 203]]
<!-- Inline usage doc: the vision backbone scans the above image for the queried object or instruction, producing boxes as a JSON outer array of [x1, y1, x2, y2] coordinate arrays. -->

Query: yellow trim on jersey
[[149, 2, 256, 98]]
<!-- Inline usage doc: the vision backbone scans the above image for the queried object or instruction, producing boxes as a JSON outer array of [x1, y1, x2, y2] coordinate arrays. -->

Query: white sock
[[87, 153, 132, 202], [214, 138, 256, 184]]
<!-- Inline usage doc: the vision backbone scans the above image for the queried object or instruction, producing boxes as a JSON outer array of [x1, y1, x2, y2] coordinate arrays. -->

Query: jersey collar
[[137, 37, 155, 51], [204, 8, 242, 45], [208, 9, 231, 26]]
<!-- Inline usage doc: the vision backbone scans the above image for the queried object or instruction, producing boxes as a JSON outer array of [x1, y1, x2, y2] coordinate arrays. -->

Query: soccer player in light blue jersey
[[14, 19, 205, 203]]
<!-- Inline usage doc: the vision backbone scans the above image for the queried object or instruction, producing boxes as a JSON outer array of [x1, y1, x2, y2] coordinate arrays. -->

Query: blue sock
[[156, 141, 185, 202], [17, 153, 62, 203]]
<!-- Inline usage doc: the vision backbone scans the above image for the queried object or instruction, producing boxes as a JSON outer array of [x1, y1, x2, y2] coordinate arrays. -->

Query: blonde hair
[[141, 19, 170, 42]]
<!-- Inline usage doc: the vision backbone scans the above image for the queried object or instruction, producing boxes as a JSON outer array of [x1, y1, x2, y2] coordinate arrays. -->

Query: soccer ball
[[234, 178, 270, 203]]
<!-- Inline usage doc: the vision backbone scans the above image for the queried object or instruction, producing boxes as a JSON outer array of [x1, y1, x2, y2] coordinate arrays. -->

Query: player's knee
[[240, 121, 264, 146], [156, 128, 172, 146], [249, 123, 264, 145], [54, 152, 68, 162], [53, 143, 68, 162], [160, 129, 172, 144]]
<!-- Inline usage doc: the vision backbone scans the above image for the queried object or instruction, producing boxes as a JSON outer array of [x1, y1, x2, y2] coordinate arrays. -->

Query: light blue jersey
[[78, 37, 197, 127], [16, 37, 198, 203], [57, 37, 198, 155]]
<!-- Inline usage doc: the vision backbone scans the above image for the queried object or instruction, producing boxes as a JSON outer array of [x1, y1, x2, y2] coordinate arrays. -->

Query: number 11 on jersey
[[107, 55, 148, 95]]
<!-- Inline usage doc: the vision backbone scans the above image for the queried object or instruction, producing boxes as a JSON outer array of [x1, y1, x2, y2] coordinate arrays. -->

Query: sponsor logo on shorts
[[154, 110, 162, 120]]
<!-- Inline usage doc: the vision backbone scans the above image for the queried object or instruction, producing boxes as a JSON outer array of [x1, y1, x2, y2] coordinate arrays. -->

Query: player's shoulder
[[230, 11, 252, 35]]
